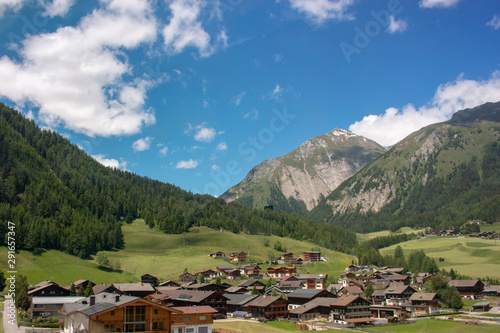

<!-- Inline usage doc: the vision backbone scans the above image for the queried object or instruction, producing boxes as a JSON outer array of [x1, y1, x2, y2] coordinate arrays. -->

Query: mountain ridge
[[220, 128, 386, 213]]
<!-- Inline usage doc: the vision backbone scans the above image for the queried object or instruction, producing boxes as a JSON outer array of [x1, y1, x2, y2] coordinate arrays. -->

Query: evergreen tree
[[84, 282, 94, 297], [363, 284, 374, 298], [15, 274, 30, 311], [0, 271, 6, 292], [251, 285, 259, 295], [450, 291, 463, 310], [69, 283, 76, 296], [215, 277, 222, 285]]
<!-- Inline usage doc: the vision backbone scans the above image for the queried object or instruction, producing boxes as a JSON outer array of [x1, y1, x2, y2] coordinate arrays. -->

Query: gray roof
[[472, 302, 491, 307], [223, 294, 257, 306], [409, 293, 437, 301], [296, 274, 327, 280], [287, 289, 323, 298], [113, 283, 155, 292], [32, 297, 84, 305], [63, 293, 137, 316], [290, 298, 335, 315]]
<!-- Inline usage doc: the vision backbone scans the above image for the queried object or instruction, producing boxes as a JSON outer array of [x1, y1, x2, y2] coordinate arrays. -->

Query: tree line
[[0, 103, 358, 258]]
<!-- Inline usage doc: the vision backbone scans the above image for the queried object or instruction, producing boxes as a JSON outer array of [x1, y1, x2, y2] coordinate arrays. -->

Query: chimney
[[115, 295, 120, 303], [90, 296, 95, 306]]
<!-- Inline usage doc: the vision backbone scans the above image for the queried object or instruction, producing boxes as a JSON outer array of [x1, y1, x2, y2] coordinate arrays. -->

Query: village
[[18, 249, 500, 333]]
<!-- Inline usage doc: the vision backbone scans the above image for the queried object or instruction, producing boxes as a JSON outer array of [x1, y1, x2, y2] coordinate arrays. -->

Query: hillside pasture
[[379, 236, 500, 279], [356, 227, 419, 243], [102, 219, 355, 281]]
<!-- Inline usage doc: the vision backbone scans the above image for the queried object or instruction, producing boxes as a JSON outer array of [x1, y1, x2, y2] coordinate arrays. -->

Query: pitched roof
[[331, 295, 366, 307], [112, 283, 156, 292], [244, 296, 285, 308], [341, 286, 363, 295], [238, 280, 265, 287], [171, 306, 218, 314], [156, 290, 228, 303], [449, 280, 483, 288], [289, 298, 336, 315], [93, 284, 118, 295], [409, 293, 437, 302], [62, 293, 137, 315], [31, 297, 85, 305], [384, 284, 415, 295], [296, 274, 327, 280], [223, 294, 257, 306], [287, 289, 324, 299]]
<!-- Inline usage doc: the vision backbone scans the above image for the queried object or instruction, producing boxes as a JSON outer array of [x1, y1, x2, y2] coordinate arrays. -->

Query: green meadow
[[0, 219, 354, 286], [380, 236, 500, 279], [356, 227, 419, 243], [363, 318, 500, 333]]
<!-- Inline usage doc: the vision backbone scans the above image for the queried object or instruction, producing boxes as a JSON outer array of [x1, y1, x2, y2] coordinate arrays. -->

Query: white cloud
[[176, 159, 199, 169], [43, 0, 75, 17], [163, 0, 226, 57], [349, 71, 500, 146], [216, 142, 227, 151], [232, 91, 246, 106], [185, 123, 219, 142], [419, 0, 461, 9], [0, 0, 157, 137], [92, 154, 128, 170], [274, 53, 284, 62], [0, 0, 76, 18], [132, 137, 153, 152], [288, 0, 355, 25], [158, 146, 168, 157], [211, 164, 220, 171], [244, 109, 259, 120], [487, 15, 500, 30], [386, 15, 408, 34]]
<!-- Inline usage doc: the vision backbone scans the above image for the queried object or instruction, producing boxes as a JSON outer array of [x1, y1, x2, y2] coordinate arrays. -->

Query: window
[[183, 316, 190, 321], [104, 324, 116, 332], [111, 311, 115, 316], [199, 315, 206, 320], [154, 309, 158, 314]]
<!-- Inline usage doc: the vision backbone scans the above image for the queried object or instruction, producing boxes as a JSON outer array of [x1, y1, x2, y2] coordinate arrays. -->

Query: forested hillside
[[309, 102, 500, 232], [0, 103, 357, 258]]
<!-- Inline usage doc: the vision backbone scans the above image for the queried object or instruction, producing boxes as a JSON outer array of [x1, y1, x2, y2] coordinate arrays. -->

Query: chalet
[[159, 281, 181, 288], [183, 283, 227, 293], [290, 258, 303, 267], [238, 280, 266, 293], [224, 286, 248, 294], [286, 289, 334, 309], [141, 274, 160, 287], [484, 285, 500, 297], [31, 296, 84, 319], [61, 293, 179, 333], [303, 251, 321, 262], [72, 280, 96, 294], [371, 289, 386, 305], [448, 280, 485, 298], [289, 298, 334, 321], [384, 284, 416, 306], [209, 251, 224, 258], [216, 266, 234, 276], [243, 296, 289, 320], [230, 251, 247, 263], [179, 273, 196, 285], [330, 295, 374, 327], [112, 283, 157, 298], [152, 290, 229, 319], [144, 292, 171, 306], [93, 284, 121, 295], [194, 269, 217, 281], [296, 274, 328, 290], [223, 294, 258, 314], [225, 269, 241, 280], [415, 273, 435, 290], [406, 292, 440, 316], [280, 252, 294, 261], [277, 276, 303, 293], [370, 305, 409, 320], [327, 283, 342, 295], [239, 264, 261, 277], [171, 306, 218, 333], [337, 286, 364, 297], [28, 281, 71, 297], [266, 267, 297, 278]]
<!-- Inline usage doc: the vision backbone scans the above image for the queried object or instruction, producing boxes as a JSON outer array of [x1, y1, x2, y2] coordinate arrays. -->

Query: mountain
[[0, 103, 358, 257], [309, 101, 500, 232], [220, 129, 386, 214]]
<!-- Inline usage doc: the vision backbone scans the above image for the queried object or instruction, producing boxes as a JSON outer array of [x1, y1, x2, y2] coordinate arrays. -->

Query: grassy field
[[0, 247, 134, 286], [0, 219, 355, 285], [100, 219, 355, 282], [379, 236, 500, 279], [213, 320, 351, 332], [363, 318, 500, 333], [356, 227, 420, 243], [480, 223, 500, 233]]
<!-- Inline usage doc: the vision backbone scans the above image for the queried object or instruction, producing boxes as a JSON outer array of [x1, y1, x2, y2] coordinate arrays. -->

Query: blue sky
[[0, 0, 499, 196]]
